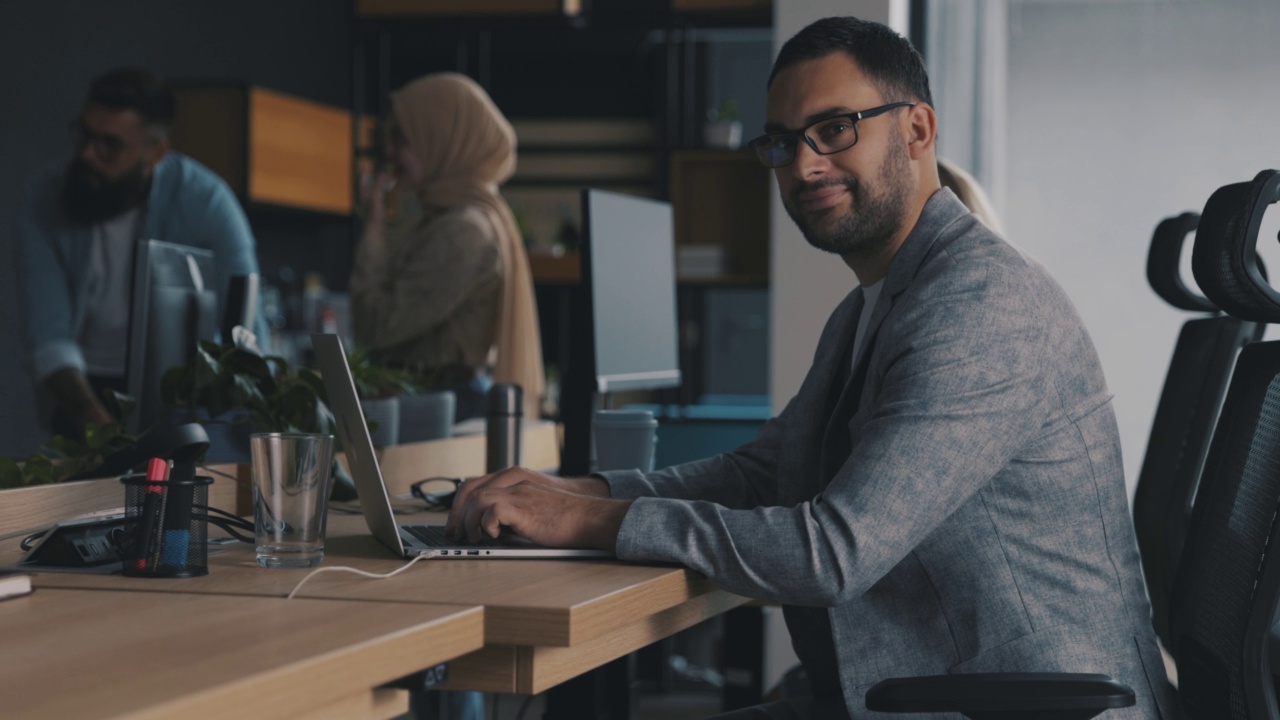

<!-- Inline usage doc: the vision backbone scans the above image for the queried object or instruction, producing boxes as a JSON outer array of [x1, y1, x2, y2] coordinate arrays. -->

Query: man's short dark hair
[[86, 67, 175, 136], [769, 16, 933, 109]]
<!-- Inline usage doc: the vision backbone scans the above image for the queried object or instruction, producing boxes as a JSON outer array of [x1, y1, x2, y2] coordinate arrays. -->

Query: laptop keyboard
[[404, 524, 493, 548]]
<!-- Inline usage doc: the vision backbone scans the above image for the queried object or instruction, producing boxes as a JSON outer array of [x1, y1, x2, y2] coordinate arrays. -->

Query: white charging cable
[[285, 554, 430, 599]]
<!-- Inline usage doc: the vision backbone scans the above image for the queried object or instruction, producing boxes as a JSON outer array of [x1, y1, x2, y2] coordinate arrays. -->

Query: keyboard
[[403, 524, 494, 548]]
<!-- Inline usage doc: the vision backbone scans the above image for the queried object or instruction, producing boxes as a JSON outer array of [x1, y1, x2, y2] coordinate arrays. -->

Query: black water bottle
[[486, 384, 522, 473]]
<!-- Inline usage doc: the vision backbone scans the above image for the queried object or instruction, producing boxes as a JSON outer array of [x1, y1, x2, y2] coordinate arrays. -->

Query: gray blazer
[[604, 190, 1174, 719]]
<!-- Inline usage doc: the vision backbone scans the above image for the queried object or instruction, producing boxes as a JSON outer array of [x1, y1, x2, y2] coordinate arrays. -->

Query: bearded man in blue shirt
[[16, 67, 262, 437]]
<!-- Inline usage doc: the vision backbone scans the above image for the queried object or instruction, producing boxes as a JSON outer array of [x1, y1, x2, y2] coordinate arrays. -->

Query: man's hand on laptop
[[444, 468, 629, 550]]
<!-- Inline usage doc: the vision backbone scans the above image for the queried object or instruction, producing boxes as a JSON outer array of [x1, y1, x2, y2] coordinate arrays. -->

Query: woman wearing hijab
[[351, 73, 544, 420]]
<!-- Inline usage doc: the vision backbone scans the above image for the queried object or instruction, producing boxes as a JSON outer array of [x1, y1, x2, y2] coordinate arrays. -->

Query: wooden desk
[[1, 588, 483, 720], [2, 417, 747, 698], [26, 512, 749, 694]]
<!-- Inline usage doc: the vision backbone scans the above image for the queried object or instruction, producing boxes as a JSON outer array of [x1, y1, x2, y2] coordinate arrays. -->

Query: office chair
[[1133, 212, 1264, 650], [1171, 168, 1280, 720], [866, 171, 1280, 719]]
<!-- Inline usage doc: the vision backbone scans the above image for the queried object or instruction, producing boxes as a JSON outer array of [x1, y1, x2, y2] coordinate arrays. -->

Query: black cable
[[195, 515, 255, 544], [20, 529, 48, 551], [193, 504, 255, 532]]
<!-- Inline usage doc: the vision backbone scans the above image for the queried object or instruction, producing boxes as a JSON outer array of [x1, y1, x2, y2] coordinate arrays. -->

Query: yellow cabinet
[[169, 86, 353, 215]]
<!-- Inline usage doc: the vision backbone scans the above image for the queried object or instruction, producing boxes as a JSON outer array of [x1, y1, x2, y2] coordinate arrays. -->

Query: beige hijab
[[391, 73, 545, 417]]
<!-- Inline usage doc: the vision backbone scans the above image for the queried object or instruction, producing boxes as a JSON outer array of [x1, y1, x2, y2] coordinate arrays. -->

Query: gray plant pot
[[398, 390, 456, 444], [360, 397, 401, 447], [703, 120, 743, 149]]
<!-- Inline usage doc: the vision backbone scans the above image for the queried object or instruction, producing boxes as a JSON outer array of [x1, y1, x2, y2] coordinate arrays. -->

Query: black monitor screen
[[125, 239, 217, 433]]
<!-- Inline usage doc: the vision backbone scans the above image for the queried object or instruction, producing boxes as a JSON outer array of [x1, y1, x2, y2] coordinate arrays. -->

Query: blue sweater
[[16, 152, 262, 381]]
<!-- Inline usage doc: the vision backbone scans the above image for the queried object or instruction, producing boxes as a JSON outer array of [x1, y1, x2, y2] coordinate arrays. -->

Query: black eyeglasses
[[748, 102, 916, 169], [69, 120, 128, 161], [409, 476, 464, 510]]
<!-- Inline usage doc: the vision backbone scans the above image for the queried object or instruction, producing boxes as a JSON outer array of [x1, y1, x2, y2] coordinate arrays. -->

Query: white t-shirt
[[79, 208, 141, 377], [851, 279, 883, 372]]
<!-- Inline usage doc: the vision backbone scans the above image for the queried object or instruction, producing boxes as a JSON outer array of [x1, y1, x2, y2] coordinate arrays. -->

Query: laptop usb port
[[467, 550, 480, 556]]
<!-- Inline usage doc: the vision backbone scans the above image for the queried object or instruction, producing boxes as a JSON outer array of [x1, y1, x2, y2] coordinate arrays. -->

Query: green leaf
[[101, 388, 136, 422], [161, 365, 190, 406], [313, 399, 336, 436], [24, 454, 55, 486], [206, 374, 235, 421], [191, 345, 222, 392], [329, 460, 357, 501], [83, 422, 121, 451], [0, 458, 24, 489], [42, 434, 84, 459], [224, 348, 274, 384], [296, 370, 331, 404], [230, 373, 267, 410]]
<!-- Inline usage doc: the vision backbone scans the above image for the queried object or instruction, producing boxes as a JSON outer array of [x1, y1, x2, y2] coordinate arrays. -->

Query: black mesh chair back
[[1171, 169, 1280, 720], [1133, 212, 1264, 648]]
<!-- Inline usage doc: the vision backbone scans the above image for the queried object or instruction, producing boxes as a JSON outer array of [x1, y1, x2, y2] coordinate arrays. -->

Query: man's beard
[[60, 158, 149, 225], [783, 137, 912, 258]]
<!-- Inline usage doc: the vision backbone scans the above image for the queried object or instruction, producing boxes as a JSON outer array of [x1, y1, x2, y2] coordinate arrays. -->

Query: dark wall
[[0, 0, 353, 456]]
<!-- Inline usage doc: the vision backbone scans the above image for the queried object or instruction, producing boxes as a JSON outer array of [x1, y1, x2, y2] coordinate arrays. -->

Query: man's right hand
[[444, 467, 610, 540]]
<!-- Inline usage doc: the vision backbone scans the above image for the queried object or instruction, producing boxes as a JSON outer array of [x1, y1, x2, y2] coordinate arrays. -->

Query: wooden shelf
[[672, 0, 770, 11], [529, 252, 582, 285], [356, 0, 583, 17], [670, 150, 770, 282], [170, 85, 353, 215]]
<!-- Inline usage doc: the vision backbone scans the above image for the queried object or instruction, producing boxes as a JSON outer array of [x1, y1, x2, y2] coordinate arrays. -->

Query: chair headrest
[[1147, 212, 1217, 313], [1192, 170, 1280, 324]]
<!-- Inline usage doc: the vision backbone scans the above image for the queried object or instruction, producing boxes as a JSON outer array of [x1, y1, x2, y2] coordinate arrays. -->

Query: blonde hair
[[937, 157, 1004, 235]]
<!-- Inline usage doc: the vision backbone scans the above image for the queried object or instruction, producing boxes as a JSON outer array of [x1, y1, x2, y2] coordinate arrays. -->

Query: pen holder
[[119, 473, 213, 578]]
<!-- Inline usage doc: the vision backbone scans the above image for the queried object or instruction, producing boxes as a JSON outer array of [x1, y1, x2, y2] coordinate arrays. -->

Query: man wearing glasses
[[16, 68, 261, 437], [448, 16, 1169, 719]]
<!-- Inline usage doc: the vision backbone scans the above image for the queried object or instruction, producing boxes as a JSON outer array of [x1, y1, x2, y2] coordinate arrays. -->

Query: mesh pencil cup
[[119, 472, 213, 578]]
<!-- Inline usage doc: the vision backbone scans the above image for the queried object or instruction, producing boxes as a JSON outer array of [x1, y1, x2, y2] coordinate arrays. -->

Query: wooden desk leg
[[542, 654, 633, 720], [721, 606, 765, 711]]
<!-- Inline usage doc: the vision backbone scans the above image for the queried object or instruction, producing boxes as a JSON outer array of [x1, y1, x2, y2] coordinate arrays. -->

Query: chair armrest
[[865, 672, 1135, 719]]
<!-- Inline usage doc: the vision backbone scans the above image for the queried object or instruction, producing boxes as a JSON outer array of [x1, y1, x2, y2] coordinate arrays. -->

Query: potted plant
[[162, 328, 335, 462], [0, 391, 139, 489], [704, 97, 743, 150], [397, 375, 457, 444], [346, 349, 418, 448], [160, 332, 357, 501]]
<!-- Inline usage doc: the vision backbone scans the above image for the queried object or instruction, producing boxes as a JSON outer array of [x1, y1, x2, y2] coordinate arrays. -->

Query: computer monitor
[[560, 189, 682, 475], [124, 239, 218, 434]]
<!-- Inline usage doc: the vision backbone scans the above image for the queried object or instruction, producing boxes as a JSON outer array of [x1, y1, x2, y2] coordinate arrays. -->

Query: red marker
[[135, 458, 170, 571]]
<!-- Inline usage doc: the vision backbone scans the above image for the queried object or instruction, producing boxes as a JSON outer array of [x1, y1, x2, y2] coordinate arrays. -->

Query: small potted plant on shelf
[[704, 97, 743, 150]]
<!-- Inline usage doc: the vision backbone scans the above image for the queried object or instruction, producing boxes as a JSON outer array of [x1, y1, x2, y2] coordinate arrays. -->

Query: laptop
[[313, 333, 612, 559]]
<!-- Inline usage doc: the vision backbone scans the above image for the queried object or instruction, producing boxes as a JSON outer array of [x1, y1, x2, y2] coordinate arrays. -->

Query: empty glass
[[250, 432, 335, 568]]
